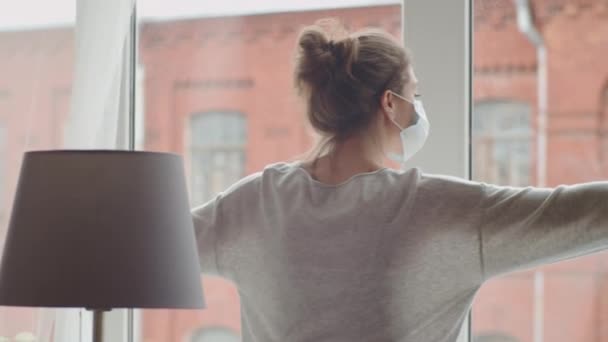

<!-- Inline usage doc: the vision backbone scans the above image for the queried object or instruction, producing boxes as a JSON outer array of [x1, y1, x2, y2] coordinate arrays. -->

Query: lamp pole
[[90, 309, 110, 342]]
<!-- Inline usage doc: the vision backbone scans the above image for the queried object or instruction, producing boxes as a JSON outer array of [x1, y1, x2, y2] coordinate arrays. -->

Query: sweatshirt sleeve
[[478, 181, 608, 280], [191, 196, 223, 276]]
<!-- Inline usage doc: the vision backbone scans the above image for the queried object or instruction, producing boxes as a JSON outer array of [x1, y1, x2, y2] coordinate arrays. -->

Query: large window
[[189, 112, 246, 207]]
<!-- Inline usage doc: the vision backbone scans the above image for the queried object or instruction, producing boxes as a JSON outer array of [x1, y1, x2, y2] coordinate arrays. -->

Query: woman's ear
[[380, 90, 396, 121]]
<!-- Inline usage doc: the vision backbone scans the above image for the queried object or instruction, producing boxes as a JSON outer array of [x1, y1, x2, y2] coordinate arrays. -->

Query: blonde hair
[[294, 19, 410, 162]]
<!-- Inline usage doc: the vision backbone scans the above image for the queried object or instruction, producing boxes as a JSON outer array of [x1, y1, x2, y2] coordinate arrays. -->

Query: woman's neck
[[302, 137, 385, 185]]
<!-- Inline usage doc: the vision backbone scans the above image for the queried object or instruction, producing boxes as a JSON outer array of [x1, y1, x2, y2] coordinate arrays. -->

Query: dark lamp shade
[[0, 150, 204, 309]]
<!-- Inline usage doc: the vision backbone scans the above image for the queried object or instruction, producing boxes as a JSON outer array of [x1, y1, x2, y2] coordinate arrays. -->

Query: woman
[[192, 20, 608, 341]]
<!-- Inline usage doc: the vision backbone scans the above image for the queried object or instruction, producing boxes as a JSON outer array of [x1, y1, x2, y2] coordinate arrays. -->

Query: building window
[[189, 112, 246, 206], [190, 327, 240, 342], [473, 100, 532, 186]]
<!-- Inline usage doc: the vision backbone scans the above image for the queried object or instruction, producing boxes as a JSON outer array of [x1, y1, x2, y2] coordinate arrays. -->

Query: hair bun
[[297, 28, 335, 82], [295, 20, 359, 89]]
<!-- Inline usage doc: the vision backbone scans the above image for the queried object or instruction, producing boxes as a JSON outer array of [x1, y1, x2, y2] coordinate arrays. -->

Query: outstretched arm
[[479, 181, 608, 280]]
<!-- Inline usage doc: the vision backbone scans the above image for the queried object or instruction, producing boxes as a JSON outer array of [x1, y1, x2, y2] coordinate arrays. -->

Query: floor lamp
[[0, 150, 205, 342]]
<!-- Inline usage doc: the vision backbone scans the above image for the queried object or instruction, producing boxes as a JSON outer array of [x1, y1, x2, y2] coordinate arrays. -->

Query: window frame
[[402, 0, 472, 341], [104, 2, 138, 342]]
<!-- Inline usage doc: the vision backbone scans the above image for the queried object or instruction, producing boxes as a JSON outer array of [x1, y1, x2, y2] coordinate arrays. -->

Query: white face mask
[[386, 91, 430, 164]]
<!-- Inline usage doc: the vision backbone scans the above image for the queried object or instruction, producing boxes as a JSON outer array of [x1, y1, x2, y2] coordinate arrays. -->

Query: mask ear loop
[[388, 90, 413, 104], [388, 90, 418, 129], [390, 117, 406, 131]]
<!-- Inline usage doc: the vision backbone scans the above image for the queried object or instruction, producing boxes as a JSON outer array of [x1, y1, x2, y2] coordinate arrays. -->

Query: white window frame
[[107, 0, 473, 341], [104, 2, 138, 342], [403, 1, 472, 341]]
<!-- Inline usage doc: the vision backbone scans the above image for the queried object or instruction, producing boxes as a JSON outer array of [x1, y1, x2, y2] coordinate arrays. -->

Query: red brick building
[[473, 2, 608, 342], [0, 1, 608, 341]]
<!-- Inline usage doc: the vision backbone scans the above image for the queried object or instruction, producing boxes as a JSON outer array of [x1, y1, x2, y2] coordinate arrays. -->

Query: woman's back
[[193, 161, 608, 341]]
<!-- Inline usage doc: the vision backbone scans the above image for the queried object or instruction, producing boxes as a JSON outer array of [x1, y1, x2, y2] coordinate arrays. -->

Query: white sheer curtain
[[64, 0, 135, 149], [0, 0, 134, 341]]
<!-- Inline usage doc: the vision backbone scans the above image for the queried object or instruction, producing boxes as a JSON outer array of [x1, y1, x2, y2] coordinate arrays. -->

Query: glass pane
[[135, 1, 402, 340], [472, 0, 608, 341], [0, 1, 96, 340]]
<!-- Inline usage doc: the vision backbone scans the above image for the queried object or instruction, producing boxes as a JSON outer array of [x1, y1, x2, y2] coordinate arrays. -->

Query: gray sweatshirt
[[191, 162, 608, 342]]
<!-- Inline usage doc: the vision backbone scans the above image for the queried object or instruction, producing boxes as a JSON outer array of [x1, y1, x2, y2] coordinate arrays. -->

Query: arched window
[[189, 112, 246, 206], [473, 100, 532, 186], [190, 327, 240, 342]]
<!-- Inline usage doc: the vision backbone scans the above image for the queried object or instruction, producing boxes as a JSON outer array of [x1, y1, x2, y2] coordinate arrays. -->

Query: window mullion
[[403, 0, 472, 341], [105, 1, 137, 342]]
